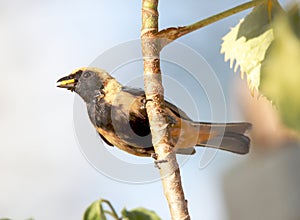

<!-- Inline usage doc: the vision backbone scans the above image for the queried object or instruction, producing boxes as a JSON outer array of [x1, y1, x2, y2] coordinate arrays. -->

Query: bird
[[57, 67, 251, 157]]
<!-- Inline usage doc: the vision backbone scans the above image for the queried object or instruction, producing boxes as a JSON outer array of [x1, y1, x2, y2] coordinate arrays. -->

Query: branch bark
[[141, 0, 190, 219]]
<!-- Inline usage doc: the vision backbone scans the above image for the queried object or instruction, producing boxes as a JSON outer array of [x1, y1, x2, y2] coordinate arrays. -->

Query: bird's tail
[[195, 122, 252, 154]]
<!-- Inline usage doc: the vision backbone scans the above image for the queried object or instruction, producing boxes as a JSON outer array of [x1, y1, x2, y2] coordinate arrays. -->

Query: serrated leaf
[[122, 207, 161, 220], [260, 5, 300, 133], [83, 200, 106, 220], [221, 0, 284, 93]]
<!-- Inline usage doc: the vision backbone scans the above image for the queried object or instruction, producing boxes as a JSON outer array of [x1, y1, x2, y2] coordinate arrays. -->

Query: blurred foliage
[[122, 207, 161, 220], [260, 5, 300, 133], [83, 199, 161, 220], [222, 0, 300, 134], [83, 200, 107, 220]]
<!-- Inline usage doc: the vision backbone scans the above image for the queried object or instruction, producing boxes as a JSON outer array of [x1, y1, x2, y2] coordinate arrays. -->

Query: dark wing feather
[[112, 87, 153, 148], [122, 86, 145, 96], [123, 86, 192, 121]]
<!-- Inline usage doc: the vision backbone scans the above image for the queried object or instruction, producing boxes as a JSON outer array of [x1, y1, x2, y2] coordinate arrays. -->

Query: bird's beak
[[57, 74, 77, 91]]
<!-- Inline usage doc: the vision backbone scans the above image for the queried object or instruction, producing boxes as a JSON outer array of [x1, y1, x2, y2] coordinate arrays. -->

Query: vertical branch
[[141, 0, 190, 219]]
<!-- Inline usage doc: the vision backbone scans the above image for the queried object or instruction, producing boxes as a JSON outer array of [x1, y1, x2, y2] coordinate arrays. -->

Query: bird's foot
[[151, 153, 158, 160], [152, 153, 168, 169], [141, 98, 153, 109], [154, 159, 168, 169]]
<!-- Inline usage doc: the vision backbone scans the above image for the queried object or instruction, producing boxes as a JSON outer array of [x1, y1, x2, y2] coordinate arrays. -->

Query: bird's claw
[[154, 159, 168, 169], [153, 156, 168, 169], [151, 153, 168, 169], [151, 153, 158, 160], [141, 98, 153, 109]]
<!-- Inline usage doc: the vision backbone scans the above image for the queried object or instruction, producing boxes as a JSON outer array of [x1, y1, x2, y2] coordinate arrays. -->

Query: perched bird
[[57, 67, 251, 157]]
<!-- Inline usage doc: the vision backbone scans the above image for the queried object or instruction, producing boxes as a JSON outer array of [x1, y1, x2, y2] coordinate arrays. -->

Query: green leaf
[[121, 207, 161, 220], [83, 200, 107, 220], [221, 0, 284, 93], [260, 5, 300, 133]]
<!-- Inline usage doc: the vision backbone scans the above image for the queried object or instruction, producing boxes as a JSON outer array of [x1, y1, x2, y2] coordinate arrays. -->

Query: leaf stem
[[100, 199, 120, 220]]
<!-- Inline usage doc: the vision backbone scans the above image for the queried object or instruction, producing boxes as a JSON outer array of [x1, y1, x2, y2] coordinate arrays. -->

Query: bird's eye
[[83, 71, 92, 78]]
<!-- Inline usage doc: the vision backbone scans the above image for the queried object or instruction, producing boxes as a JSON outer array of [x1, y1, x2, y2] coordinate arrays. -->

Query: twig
[[156, 0, 266, 48], [141, 0, 190, 219]]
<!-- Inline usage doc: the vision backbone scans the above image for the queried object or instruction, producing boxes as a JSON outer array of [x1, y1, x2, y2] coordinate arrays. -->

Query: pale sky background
[[0, 0, 292, 219]]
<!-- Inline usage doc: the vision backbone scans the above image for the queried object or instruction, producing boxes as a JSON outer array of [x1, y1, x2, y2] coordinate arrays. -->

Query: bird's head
[[57, 67, 113, 103]]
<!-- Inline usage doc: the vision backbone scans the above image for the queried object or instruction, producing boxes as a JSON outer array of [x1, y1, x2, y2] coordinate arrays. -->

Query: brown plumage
[[57, 67, 251, 157]]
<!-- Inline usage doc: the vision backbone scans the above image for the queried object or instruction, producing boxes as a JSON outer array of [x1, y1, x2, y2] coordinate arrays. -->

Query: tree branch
[[141, 0, 190, 219], [156, 0, 266, 48]]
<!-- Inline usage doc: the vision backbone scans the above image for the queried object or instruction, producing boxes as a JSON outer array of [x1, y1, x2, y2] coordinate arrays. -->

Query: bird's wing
[[122, 86, 192, 121], [108, 87, 153, 148], [165, 100, 192, 121], [122, 86, 145, 96]]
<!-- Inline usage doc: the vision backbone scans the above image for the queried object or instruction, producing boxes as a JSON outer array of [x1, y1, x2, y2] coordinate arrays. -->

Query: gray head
[[57, 67, 113, 103]]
